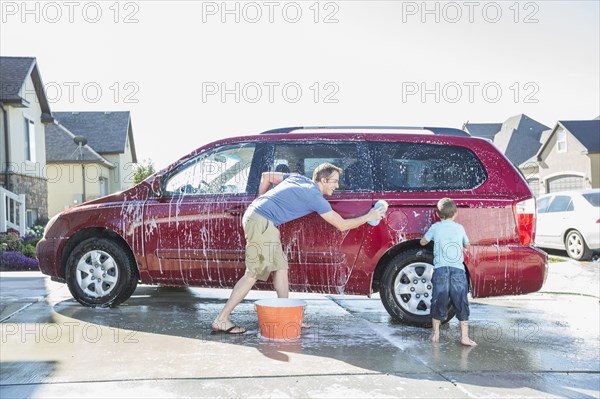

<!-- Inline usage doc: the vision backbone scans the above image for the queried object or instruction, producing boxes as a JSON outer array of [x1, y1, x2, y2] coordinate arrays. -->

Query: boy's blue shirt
[[424, 220, 469, 270]]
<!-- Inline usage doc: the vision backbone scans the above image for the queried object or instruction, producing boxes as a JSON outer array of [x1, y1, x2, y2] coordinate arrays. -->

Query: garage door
[[547, 175, 586, 192]]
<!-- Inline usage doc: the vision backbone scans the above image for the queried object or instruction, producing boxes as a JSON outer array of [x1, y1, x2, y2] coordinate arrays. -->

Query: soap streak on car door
[[254, 141, 373, 293], [143, 143, 267, 287]]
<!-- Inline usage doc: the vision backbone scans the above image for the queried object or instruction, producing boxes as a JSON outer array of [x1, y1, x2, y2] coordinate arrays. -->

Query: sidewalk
[[1, 259, 598, 398]]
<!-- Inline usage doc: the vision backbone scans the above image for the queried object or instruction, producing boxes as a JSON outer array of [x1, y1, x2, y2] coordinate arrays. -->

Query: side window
[[374, 142, 487, 191], [537, 196, 551, 213], [546, 195, 573, 213], [582, 192, 600, 207], [164, 143, 256, 196], [269, 142, 369, 191]]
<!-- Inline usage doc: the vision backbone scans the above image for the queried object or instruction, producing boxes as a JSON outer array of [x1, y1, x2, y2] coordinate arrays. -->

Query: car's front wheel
[[66, 238, 138, 307], [565, 230, 592, 261], [380, 248, 455, 327]]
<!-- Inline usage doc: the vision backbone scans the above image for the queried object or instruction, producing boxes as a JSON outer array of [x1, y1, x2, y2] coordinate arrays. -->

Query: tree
[[133, 159, 156, 184]]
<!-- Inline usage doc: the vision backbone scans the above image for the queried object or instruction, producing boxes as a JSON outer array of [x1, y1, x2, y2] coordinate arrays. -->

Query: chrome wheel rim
[[75, 250, 119, 298], [393, 262, 434, 316], [567, 232, 583, 259]]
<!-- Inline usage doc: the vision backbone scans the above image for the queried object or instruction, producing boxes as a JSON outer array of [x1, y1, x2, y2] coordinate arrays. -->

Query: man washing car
[[211, 162, 386, 334]]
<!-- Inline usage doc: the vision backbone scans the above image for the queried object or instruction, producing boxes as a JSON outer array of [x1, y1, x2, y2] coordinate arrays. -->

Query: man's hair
[[312, 163, 343, 182], [437, 197, 457, 219]]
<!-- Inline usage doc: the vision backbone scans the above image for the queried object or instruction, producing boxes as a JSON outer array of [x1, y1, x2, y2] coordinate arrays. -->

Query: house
[[46, 112, 137, 217], [535, 119, 600, 194], [463, 123, 502, 141], [465, 114, 550, 196], [0, 56, 54, 233]]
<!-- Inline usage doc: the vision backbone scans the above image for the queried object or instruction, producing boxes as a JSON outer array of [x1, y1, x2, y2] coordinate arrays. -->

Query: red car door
[[255, 141, 373, 292], [143, 143, 262, 286]]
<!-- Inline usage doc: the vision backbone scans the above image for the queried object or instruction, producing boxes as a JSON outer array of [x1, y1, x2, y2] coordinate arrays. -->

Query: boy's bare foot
[[431, 318, 441, 343], [461, 337, 477, 346], [459, 321, 475, 346]]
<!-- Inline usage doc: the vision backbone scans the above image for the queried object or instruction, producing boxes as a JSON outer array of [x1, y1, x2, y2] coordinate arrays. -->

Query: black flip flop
[[210, 325, 246, 335]]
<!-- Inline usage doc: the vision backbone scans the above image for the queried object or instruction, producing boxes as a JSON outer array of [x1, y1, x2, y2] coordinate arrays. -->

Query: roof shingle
[[464, 123, 502, 140], [45, 124, 113, 165], [0, 56, 35, 101], [53, 111, 133, 155], [560, 120, 600, 153]]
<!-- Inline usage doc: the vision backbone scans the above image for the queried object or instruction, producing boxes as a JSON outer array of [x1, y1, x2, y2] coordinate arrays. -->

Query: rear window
[[582, 192, 600, 207], [372, 142, 487, 191]]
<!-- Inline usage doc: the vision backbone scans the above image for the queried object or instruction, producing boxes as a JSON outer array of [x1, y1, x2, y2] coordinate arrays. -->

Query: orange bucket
[[255, 299, 306, 340]]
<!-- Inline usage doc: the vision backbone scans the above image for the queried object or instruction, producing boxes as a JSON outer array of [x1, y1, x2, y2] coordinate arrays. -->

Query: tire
[[65, 238, 138, 307], [380, 248, 455, 327], [565, 230, 593, 261]]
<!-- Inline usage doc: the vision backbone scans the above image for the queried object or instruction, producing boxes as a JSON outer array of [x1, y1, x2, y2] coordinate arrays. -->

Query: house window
[[26, 209, 38, 227], [556, 129, 567, 153], [99, 177, 108, 197], [24, 118, 36, 162], [527, 178, 540, 197]]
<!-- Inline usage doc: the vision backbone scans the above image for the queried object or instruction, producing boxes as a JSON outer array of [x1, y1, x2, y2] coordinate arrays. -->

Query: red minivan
[[37, 126, 547, 326]]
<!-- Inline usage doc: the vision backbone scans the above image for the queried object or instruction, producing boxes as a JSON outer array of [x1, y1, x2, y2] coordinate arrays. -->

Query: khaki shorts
[[242, 209, 289, 281]]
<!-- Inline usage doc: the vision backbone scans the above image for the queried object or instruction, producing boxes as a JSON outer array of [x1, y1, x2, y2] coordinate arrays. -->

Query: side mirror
[[151, 175, 163, 196]]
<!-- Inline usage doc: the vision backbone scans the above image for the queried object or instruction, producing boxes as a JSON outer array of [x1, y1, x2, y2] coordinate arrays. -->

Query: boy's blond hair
[[437, 197, 457, 219], [312, 163, 343, 182]]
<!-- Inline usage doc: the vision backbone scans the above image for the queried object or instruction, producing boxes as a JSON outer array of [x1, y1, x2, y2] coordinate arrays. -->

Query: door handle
[[225, 206, 246, 215]]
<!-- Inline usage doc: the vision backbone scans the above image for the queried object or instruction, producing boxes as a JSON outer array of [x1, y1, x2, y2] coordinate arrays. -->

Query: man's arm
[[258, 172, 286, 195], [319, 207, 385, 232]]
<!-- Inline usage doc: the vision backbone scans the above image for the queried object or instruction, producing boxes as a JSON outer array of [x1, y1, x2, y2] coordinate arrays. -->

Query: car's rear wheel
[[66, 238, 138, 307], [380, 248, 455, 327], [565, 230, 592, 261]]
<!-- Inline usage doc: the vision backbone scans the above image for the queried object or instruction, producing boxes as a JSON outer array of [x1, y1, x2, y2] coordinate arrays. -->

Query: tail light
[[513, 198, 536, 246]]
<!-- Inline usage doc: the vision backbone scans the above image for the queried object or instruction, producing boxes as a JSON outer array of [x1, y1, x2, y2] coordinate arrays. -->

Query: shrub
[[28, 225, 45, 238], [0, 232, 23, 252], [0, 229, 42, 270], [22, 243, 37, 259], [23, 234, 41, 248], [0, 251, 39, 270]]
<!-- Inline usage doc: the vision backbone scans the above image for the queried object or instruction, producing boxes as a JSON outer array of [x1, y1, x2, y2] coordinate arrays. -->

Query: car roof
[[259, 126, 471, 137]]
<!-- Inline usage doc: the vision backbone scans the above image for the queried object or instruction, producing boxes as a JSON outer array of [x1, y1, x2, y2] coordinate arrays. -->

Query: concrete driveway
[[1, 258, 599, 398]]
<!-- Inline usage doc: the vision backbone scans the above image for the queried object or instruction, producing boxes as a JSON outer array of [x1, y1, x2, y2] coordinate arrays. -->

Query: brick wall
[[0, 172, 48, 222]]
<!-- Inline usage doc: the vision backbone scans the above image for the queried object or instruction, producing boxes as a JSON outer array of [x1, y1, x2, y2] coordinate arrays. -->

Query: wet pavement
[[1, 258, 599, 398]]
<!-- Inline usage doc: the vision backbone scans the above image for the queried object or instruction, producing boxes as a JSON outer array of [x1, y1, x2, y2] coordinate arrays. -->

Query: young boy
[[420, 198, 477, 346]]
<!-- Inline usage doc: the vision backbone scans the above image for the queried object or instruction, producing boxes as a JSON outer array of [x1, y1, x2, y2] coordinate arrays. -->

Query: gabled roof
[[537, 120, 600, 159], [559, 120, 599, 152], [45, 124, 114, 167], [52, 111, 137, 162], [0, 56, 54, 123], [469, 115, 549, 166], [501, 114, 550, 166], [464, 123, 502, 140]]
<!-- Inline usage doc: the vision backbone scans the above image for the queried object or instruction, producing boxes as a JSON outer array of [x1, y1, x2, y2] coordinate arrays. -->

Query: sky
[[1, 0, 599, 170]]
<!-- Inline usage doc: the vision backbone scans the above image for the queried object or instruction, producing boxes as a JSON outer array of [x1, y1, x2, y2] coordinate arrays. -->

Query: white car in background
[[536, 189, 600, 261]]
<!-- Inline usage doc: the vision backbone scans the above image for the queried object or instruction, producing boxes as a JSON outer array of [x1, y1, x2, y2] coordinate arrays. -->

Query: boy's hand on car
[[368, 206, 386, 221]]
